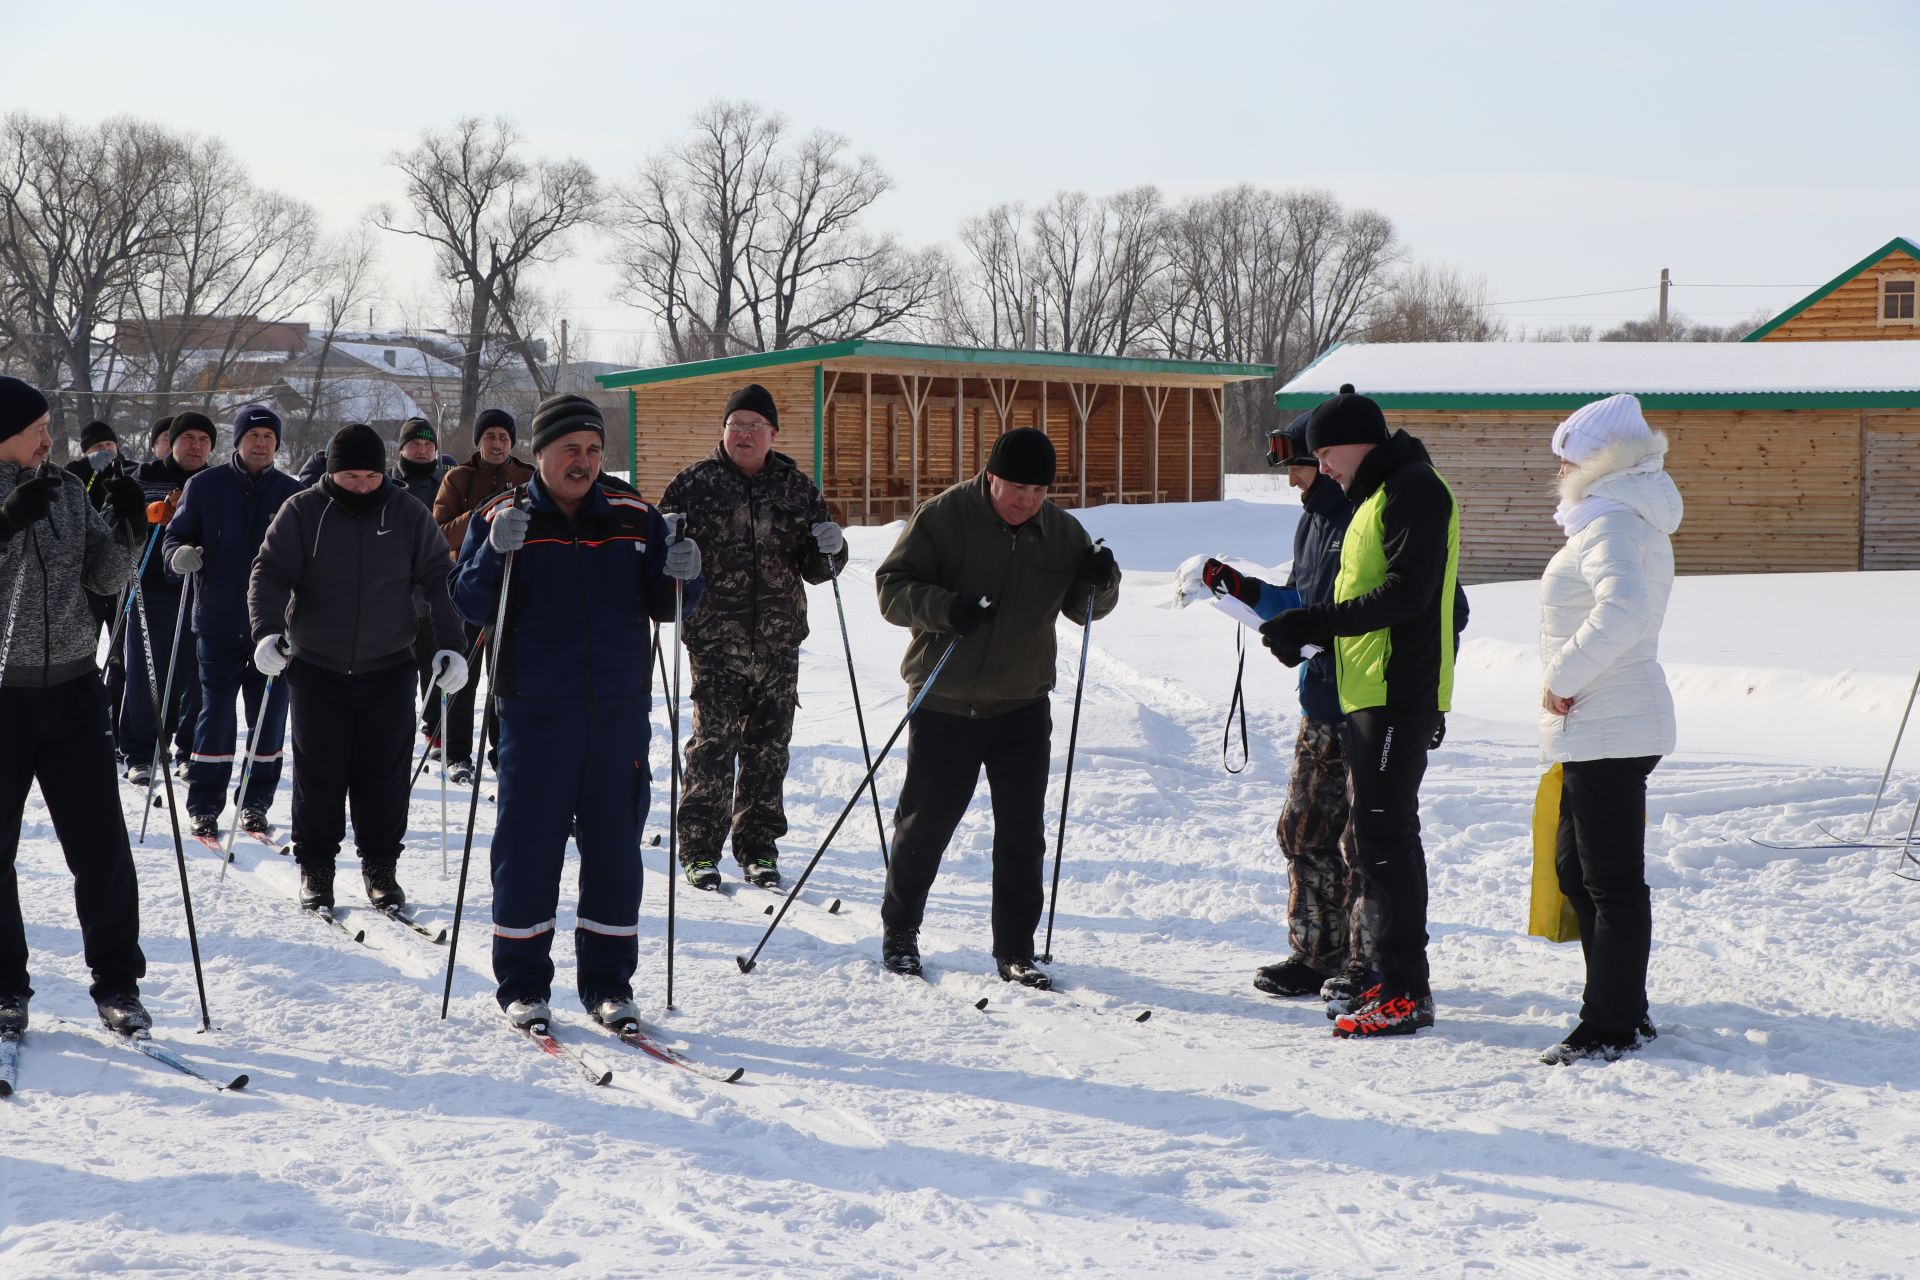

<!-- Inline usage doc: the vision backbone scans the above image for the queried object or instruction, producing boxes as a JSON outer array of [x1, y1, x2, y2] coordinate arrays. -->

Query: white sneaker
[[503, 998, 551, 1031]]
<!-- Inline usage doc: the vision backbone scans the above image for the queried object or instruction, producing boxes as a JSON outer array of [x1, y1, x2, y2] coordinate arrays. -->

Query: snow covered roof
[[1275, 341, 1920, 411], [332, 342, 463, 382], [314, 377, 424, 424]]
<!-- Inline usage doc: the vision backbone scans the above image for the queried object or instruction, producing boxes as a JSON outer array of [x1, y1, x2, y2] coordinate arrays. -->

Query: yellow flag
[[1529, 763, 1582, 943]]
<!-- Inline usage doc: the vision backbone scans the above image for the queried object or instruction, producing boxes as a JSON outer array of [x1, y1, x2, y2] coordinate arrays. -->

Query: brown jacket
[[433, 452, 534, 556], [875, 473, 1119, 718]]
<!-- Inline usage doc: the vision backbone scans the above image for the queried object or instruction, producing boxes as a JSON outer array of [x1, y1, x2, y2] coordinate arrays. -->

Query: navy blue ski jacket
[[1285, 474, 1354, 725], [450, 471, 703, 704], [162, 454, 303, 640]]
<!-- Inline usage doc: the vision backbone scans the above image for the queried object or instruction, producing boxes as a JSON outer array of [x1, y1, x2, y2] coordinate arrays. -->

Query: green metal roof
[[1274, 390, 1920, 412], [1740, 236, 1920, 342], [594, 339, 1274, 389]]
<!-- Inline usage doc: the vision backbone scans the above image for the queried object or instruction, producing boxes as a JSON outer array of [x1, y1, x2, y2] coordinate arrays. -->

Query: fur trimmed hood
[[1556, 431, 1684, 536]]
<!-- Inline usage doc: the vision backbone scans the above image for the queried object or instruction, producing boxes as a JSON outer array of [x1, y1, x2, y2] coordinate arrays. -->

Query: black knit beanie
[[530, 394, 604, 453], [474, 407, 516, 445], [1305, 384, 1389, 453], [80, 420, 118, 451], [327, 422, 388, 474], [397, 416, 436, 447], [149, 415, 176, 449], [0, 376, 50, 446], [985, 427, 1056, 488], [722, 383, 779, 431], [170, 411, 216, 446]]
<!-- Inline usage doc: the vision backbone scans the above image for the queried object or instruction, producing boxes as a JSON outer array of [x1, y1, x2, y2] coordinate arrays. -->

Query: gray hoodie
[[247, 477, 463, 676], [0, 462, 140, 687]]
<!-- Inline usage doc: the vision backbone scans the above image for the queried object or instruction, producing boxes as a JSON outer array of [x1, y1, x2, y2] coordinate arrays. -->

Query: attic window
[[383, 349, 398, 366], [1880, 275, 1917, 326]]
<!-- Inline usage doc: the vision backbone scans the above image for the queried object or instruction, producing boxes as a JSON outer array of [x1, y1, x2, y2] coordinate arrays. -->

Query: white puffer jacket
[[1538, 433, 1683, 763]]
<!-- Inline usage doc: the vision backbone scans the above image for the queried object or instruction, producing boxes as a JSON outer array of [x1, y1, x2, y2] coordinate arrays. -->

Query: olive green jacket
[[875, 473, 1120, 718]]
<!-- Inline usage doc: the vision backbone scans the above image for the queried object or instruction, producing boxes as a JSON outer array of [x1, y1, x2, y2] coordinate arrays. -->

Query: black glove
[[948, 593, 994, 636], [1076, 545, 1118, 591], [0, 472, 59, 536], [1201, 557, 1264, 608], [1429, 716, 1446, 751], [102, 474, 147, 528], [1259, 608, 1326, 669]]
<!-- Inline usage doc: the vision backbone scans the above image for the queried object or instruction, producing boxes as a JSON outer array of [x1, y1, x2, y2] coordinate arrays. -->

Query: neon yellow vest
[[1332, 474, 1460, 713]]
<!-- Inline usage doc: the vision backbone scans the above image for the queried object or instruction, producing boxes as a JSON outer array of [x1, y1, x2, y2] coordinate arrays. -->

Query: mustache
[[564, 466, 592, 481]]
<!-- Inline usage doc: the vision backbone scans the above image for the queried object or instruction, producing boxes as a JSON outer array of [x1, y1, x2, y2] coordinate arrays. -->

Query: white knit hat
[[1552, 393, 1651, 465]]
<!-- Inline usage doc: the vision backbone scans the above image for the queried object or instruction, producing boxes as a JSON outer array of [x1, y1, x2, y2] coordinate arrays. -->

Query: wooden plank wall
[[1759, 250, 1920, 341], [1863, 412, 1920, 569], [628, 366, 816, 502], [1401, 409, 1867, 584]]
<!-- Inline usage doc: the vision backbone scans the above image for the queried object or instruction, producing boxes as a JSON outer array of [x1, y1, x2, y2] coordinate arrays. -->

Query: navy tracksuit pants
[[118, 586, 200, 770], [491, 695, 650, 1010], [187, 630, 288, 818]]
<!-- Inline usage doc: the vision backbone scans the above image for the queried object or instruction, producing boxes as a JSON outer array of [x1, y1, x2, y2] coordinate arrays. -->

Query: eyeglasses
[[725, 421, 773, 436]]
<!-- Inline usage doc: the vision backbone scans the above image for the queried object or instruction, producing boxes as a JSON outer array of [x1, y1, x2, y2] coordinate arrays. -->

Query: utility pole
[[1024, 291, 1038, 351], [558, 318, 569, 391], [1657, 268, 1670, 342]]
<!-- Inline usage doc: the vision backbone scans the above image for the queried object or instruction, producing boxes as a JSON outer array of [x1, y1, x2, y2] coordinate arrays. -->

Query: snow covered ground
[[5, 479, 1918, 1277]]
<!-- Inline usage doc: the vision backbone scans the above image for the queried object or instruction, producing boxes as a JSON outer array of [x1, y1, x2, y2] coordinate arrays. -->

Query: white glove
[[488, 505, 529, 554], [431, 649, 469, 694], [663, 535, 700, 582], [811, 520, 844, 557], [252, 634, 290, 677], [169, 544, 204, 574]]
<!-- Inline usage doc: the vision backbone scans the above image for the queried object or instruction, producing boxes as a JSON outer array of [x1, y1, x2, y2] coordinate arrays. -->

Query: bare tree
[[376, 117, 600, 431], [127, 134, 325, 412], [1600, 307, 1771, 342], [1365, 264, 1507, 342], [291, 228, 381, 455], [0, 113, 185, 434], [946, 202, 1036, 348]]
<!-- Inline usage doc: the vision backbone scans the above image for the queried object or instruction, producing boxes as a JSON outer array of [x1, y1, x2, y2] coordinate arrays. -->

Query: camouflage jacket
[[658, 447, 845, 658]]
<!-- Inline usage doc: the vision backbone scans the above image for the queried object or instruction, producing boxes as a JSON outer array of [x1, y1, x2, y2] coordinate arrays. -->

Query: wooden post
[[1116, 384, 1125, 500], [1210, 387, 1225, 503], [1142, 385, 1168, 501], [954, 375, 965, 487], [1175, 385, 1190, 498], [897, 372, 932, 510], [862, 372, 872, 524]]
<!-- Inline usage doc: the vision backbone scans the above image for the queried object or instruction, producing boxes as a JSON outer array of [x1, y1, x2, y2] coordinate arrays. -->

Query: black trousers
[[1555, 755, 1660, 1033], [287, 657, 415, 868], [414, 614, 439, 739], [881, 699, 1050, 961], [1342, 707, 1441, 998], [442, 621, 495, 768], [0, 675, 146, 1000]]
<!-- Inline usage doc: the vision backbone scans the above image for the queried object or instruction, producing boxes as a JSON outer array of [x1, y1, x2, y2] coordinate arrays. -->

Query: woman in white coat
[[1537, 393, 1683, 1064]]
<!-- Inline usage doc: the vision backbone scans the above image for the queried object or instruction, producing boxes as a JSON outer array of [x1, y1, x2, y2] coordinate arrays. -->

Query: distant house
[[1745, 236, 1920, 342], [1275, 342, 1920, 582]]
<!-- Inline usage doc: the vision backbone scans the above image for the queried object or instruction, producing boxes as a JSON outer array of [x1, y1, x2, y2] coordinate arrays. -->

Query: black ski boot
[[362, 859, 406, 910], [448, 761, 474, 788], [125, 762, 153, 788], [1332, 989, 1435, 1039], [684, 859, 722, 891], [95, 991, 153, 1035], [882, 927, 922, 977], [298, 860, 336, 911], [996, 957, 1053, 990], [240, 807, 271, 837], [0, 993, 26, 1036], [738, 853, 781, 889], [1254, 957, 1328, 998], [1540, 1020, 1638, 1065], [189, 814, 219, 842]]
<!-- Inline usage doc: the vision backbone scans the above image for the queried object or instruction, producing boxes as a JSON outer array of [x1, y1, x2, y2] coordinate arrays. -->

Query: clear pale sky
[[10, 0, 1917, 357]]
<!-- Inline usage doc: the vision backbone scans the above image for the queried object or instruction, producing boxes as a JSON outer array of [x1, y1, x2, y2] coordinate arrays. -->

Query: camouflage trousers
[[677, 649, 800, 867], [1274, 717, 1373, 976]]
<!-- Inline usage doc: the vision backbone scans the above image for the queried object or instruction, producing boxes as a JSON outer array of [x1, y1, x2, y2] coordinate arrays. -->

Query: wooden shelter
[[595, 341, 1274, 522], [1276, 341, 1920, 584], [1745, 236, 1920, 342]]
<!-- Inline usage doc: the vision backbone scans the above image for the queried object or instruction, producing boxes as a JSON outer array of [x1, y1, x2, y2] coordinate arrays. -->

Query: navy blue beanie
[[231, 403, 282, 444]]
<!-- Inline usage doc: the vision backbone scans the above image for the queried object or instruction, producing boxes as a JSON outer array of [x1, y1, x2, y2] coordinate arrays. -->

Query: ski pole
[[737, 631, 965, 975], [140, 572, 193, 843], [439, 688, 451, 880], [411, 624, 490, 790], [1040, 585, 1099, 964], [444, 496, 524, 1020], [218, 666, 279, 879], [129, 570, 213, 1029], [663, 514, 686, 1012], [1850, 665, 1920, 840], [103, 524, 162, 665], [829, 560, 890, 871]]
